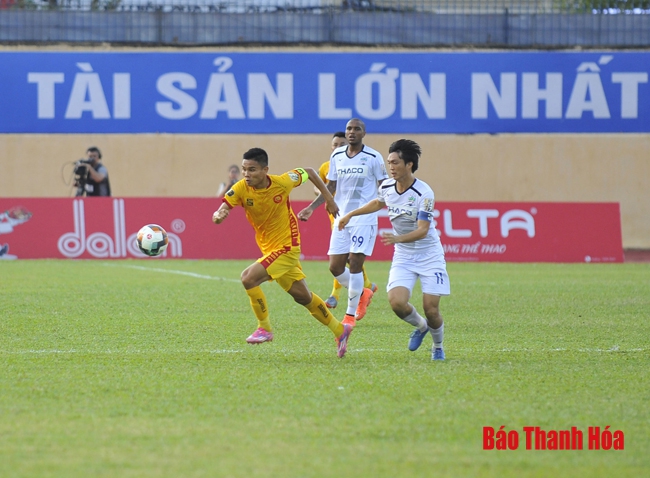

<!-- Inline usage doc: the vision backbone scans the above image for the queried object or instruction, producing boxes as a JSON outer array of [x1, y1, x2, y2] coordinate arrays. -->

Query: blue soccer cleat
[[408, 328, 429, 351], [432, 347, 446, 361], [325, 296, 338, 309]]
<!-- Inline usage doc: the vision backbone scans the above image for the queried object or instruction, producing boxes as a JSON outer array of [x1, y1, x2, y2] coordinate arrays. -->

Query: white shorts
[[387, 252, 450, 297], [328, 224, 377, 256]]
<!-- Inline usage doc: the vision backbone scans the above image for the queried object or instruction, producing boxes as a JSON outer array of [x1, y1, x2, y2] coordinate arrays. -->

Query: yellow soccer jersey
[[318, 161, 330, 185], [223, 168, 308, 255], [318, 161, 335, 228]]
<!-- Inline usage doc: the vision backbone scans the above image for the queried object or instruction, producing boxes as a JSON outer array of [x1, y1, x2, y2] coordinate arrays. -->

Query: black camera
[[74, 159, 92, 176]]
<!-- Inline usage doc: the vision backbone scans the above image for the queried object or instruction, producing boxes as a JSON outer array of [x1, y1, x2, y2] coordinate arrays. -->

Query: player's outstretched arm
[[338, 199, 383, 230], [212, 203, 230, 224], [381, 219, 429, 245], [298, 171, 337, 221], [304, 167, 339, 219]]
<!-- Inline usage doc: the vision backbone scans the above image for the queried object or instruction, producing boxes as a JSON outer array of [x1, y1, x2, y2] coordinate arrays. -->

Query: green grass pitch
[[1, 260, 649, 478]]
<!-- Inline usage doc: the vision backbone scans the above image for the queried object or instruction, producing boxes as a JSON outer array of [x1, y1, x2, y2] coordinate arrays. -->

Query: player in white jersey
[[298, 118, 388, 328], [337, 139, 449, 361]]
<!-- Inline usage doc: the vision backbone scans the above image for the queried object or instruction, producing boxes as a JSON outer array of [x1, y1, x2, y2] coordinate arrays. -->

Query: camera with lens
[[73, 159, 94, 196], [74, 158, 93, 177]]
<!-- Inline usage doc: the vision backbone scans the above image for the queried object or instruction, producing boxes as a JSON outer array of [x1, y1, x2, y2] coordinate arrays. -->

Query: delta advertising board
[[0, 198, 623, 263]]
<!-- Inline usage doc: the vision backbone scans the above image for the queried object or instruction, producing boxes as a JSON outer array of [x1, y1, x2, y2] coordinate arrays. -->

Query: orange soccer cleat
[[354, 288, 374, 321]]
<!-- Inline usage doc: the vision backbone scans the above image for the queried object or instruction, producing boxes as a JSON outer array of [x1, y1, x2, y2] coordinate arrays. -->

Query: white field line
[[0, 348, 644, 355], [0, 349, 244, 355], [103, 263, 240, 283], [497, 347, 645, 353]]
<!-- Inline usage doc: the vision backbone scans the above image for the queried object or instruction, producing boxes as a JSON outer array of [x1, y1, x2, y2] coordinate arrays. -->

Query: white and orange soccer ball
[[136, 224, 169, 257]]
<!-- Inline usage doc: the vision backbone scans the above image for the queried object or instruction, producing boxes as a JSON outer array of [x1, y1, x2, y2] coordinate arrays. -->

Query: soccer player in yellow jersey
[[212, 147, 353, 358], [316, 132, 378, 309]]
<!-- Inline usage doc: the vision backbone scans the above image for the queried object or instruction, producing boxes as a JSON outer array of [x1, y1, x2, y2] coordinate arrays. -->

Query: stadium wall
[[0, 46, 648, 249], [0, 132, 648, 249]]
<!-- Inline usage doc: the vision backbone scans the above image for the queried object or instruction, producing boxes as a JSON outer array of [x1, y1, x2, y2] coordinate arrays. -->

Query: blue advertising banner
[[0, 51, 648, 133]]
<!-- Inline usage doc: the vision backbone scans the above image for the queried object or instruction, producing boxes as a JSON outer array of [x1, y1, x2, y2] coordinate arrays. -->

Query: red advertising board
[[0, 198, 623, 263]]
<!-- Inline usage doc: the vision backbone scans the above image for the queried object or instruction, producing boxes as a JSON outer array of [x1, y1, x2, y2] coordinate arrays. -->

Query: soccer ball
[[136, 224, 169, 257]]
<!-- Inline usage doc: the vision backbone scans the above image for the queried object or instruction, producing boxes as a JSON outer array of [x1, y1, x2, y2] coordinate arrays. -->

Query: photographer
[[74, 146, 111, 197]]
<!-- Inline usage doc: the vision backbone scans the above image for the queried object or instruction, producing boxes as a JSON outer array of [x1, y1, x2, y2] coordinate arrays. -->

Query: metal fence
[[1, 0, 649, 46]]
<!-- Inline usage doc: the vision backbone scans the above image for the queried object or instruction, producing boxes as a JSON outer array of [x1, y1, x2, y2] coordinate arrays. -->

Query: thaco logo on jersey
[[336, 166, 367, 177], [386, 205, 415, 217], [57, 199, 183, 258]]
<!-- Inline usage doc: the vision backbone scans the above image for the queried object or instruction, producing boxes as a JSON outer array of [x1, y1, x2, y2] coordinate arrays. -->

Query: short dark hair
[[87, 146, 102, 159], [243, 148, 268, 167], [332, 131, 345, 139], [388, 139, 421, 173], [347, 118, 366, 132]]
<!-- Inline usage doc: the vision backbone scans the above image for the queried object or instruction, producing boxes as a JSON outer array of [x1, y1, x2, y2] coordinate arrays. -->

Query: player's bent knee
[[424, 305, 440, 320], [427, 312, 440, 323], [241, 278, 256, 290], [423, 296, 442, 320], [291, 290, 312, 306], [425, 310, 442, 328], [240, 271, 251, 288], [287, 281, 311, 305], [328, 254, 348, 277], [348, 256, 366, 273], [388, 297, 410, 317], [295, 295, 311, 306], [240, 269, 260, 290]]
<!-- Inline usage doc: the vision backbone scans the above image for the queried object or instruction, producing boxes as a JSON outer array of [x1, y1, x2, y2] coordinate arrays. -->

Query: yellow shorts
[[257, 246, 306, 291]]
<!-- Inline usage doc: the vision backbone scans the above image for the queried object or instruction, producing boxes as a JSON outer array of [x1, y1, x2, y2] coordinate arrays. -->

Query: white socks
[[335, 268, 364, 316], [431, 323, 444, 349], [404, 306, 445, 348], [346, 272, 364, 316], [402, 305, 428, 333], [335, 269, 350, 288]]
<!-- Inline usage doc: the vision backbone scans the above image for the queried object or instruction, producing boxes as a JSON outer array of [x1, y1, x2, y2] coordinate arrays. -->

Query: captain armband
[[295, 168, 309, 184], [417, 211, 432, 221]]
